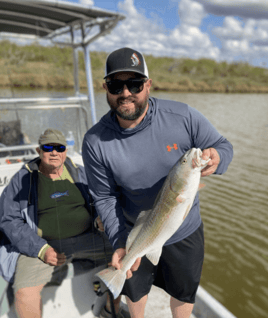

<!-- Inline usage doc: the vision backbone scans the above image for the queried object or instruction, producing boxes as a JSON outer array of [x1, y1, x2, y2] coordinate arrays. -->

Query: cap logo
[[131, 53, 141, 67]]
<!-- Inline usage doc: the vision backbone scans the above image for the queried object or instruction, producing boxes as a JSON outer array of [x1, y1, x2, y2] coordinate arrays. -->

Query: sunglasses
[[41, 144, 66, 153], [106, 78, 147, 95]]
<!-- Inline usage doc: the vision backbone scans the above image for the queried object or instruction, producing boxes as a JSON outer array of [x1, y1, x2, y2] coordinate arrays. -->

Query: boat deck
[[142, 286, 196, 318]]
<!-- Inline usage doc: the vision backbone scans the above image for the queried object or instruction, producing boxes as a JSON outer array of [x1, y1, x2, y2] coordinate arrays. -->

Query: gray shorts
[[13, 230, 113, 295]]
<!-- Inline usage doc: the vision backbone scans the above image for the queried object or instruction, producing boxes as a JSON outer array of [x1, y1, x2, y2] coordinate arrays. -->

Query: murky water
[[154, 92, 268, 318], [0, 88, 268, 318]]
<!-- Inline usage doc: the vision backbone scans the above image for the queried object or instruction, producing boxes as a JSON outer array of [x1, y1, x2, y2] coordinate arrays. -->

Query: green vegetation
[[1, 40, 268, 93]]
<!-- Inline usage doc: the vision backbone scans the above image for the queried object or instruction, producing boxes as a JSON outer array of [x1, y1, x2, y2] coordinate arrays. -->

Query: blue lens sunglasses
[[41, 144, 66, 153]]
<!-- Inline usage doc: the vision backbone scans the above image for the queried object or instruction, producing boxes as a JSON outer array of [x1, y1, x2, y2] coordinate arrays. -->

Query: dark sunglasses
[[106, 78, 147, 95], [41, 144, 66, 153]]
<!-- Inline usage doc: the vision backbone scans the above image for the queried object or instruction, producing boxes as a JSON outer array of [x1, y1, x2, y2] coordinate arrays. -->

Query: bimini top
[[0, 0, 125, 46]]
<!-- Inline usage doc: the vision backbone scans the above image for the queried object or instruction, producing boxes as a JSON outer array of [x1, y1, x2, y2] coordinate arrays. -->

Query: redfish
[[96, 148, 210, 299]]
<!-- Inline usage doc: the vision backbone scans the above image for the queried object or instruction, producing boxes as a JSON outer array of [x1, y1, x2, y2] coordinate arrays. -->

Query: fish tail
[[96, 267, 126, 300]]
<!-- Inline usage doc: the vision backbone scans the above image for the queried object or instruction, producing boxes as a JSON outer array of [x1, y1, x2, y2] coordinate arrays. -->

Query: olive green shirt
[[37, 165, 91, 240]]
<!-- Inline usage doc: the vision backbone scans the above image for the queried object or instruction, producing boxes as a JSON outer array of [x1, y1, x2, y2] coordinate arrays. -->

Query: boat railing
[[0, 96, 89, 105], [0, 96, 91, 155], [193, 286, 237, 318], [0, 144, 39, 165]]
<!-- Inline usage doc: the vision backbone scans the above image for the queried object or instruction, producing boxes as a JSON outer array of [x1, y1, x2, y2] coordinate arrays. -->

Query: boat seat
[[0, 120, 23, 147], [0, 120, 33, 160]]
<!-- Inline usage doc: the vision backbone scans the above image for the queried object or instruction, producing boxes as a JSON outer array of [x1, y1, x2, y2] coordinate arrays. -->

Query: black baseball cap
[[104, 47, 149, 79]]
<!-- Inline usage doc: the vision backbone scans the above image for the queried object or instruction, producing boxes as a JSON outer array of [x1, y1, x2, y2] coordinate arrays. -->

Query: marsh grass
[[1, 40, 268, 93]]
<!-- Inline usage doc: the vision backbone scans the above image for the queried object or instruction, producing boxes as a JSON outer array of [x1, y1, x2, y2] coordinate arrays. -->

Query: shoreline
[[1, 42, 268, 94], [0, 80, 268, 94], [1, 82, 268, 94]]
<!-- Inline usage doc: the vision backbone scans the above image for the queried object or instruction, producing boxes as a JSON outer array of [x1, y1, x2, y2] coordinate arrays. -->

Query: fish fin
[[95, 267, 126, 300], [135, 209, 150, 226], [198, 183, 206, 190], [126, 210, 150, 253], [183, 204, 192, 220], [176, 194, 186, 203], [146, 248, 162, 266]]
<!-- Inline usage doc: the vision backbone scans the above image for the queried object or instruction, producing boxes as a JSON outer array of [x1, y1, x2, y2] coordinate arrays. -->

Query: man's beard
[[107, 92, 149, 121]]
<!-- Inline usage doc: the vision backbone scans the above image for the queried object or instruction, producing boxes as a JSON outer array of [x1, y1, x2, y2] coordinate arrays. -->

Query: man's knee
[[15, 285, 44, 304]]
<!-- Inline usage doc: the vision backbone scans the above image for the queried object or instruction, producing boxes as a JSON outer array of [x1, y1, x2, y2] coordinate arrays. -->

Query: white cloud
[[90, 0, 220, 61], [213, 17, 255, 39], [191, 0, 268, 64], [178, 0, 206, 27], [222, 39, 249, 54], [118, 0, 137, 16], [169, 24, 220, 58], [78, 0, 94, 6]]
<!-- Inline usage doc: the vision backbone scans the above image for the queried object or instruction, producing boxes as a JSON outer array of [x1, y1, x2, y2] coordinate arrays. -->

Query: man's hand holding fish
[[200, 148, 221, 177], [111, 248, 141, 279]]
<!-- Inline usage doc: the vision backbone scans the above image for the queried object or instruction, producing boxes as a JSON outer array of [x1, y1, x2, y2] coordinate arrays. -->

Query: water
[[155, 92, 268, 318], [1, 88, 268, 318]]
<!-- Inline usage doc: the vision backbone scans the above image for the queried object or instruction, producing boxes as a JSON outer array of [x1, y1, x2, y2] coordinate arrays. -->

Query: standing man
[[82, 47, 233, 318]]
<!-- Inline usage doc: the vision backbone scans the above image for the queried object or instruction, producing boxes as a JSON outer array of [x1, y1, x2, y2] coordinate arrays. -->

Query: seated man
[[0, 128, 128, 318]]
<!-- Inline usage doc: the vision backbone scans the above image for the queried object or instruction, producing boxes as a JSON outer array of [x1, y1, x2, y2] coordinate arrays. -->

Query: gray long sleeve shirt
[[82, 97, 233, 250]]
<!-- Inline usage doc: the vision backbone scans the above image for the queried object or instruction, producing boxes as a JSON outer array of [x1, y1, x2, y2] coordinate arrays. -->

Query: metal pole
[[71, 27, 80, 95], [83, 44, 97, 125]]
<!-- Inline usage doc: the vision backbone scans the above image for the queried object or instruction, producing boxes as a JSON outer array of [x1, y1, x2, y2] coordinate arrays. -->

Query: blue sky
[[6, 0, 268, 68], [74, 0, 268, 68]]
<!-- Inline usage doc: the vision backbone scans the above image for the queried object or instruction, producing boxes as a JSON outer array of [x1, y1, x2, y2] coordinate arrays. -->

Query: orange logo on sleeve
[[167, 144, 178, 152]]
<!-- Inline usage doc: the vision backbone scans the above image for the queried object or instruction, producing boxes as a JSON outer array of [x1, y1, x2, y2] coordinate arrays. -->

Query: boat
[[0, 0, 125, 183], [0, 1, 236, 317]]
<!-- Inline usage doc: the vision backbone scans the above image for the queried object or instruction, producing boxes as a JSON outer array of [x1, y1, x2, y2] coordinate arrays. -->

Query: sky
[[69, 0, 268, 68], [4, 0, 268, 67]]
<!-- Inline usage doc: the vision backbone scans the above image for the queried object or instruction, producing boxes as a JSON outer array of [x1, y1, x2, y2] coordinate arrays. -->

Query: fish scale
[[96, 148, 210, 299]]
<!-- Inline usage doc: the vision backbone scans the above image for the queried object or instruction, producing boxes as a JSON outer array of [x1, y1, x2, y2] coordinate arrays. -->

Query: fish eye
[[182, 158, 187, 164]]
